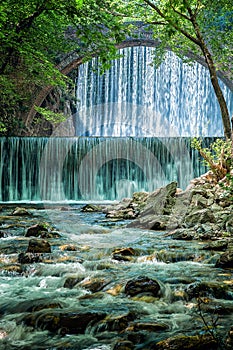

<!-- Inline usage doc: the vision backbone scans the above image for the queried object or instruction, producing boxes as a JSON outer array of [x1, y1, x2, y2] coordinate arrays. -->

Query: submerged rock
[[79, 277, 111, 293], [63, 276, 83, 289], [125, 276, 161, 297], [202, 240, 229, 251], [81, 204, 102, 212], [151, 334, 218, 350], [26, 239, 51, 253], [23, 311, 106, 334], [25, 224, 48, 237], [0, 230, 9, 238], [113, 340, 134, 350], [112, 247, 138, 261], [215, 250, 233, 268], [184, 281, 229, 300], [98, 312, 136, 332], [18, 252, 43, 264], [11, 207, 32, 216], [132, 322, 169, 332]]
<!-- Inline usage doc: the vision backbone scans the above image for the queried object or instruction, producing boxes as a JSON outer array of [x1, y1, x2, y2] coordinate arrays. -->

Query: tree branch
[[169, 1, 191, 21], [143, 0, 201, 46]]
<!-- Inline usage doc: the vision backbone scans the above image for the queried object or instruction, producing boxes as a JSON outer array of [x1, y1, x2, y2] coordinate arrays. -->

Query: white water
[[0, 207, 232, 350]]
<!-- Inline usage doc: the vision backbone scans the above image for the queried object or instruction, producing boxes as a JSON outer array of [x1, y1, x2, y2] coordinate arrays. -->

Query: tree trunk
[[190, 17, 232, 140]]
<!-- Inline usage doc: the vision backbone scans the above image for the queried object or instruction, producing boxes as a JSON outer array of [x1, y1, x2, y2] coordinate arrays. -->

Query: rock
[[151, 334, 218, 350], [226, 218, 233, 234], [128, 214, 172, 230], [168, 228, 195, 240], [0, 230, 8, 238], [1, 264, 23, 274], [26, 239, 51, 253], [202, 240, 229, 251], [79, 277, 110, 293], [98, 312, 136, 332], [183, 208, 216, 228], [106, 208, 138, 220], [125, 276, 161, 297], [226, 326, 233, 349], [112, 247, 138, 261], [81, 204, 102, 212], [25, 224, 48, 237], [60, 244, 77, 251], [23, 311, 106, 334], [127, 182, 177, 229], [138, 182, 177, 216], [184, 281, 229, 300], [113, 340, 134, 350], [215, 250, 233, 268], [11, 207, 31, 216], [132, 322, 169, 332], [18, 252, 43, 264], [63, 277, 83, 289]]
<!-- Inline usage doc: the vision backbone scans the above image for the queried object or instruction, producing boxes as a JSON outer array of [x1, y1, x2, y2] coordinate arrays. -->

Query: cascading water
[[75, 47, 233, 137], [0, 137, 212, 202], [1, 47, 233, 203]]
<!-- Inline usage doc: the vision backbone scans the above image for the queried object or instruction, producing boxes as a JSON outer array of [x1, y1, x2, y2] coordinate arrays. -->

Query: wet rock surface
[[26, 238, 51, 253], [125, 276, 161, 297]]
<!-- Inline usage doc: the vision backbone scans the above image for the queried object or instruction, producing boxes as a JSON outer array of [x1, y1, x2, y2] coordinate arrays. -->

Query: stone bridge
[[24, 22, 233, 133]]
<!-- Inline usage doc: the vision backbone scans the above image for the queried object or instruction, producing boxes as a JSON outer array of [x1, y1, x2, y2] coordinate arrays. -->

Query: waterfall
[[0, 137, 213, 202], [1, 47, 232, 202], [75, 47, 233, 137]]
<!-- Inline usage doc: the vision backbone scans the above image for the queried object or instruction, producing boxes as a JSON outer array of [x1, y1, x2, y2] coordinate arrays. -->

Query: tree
[[126, 0, 233, 139], [0, 0, 127, 135]]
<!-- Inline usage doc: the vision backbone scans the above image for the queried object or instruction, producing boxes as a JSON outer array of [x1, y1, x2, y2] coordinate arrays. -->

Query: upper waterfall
[[75, 47, 233, 137]]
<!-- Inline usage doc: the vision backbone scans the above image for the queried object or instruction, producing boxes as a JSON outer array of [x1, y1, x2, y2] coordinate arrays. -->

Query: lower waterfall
[[0, 137, 212, 202]]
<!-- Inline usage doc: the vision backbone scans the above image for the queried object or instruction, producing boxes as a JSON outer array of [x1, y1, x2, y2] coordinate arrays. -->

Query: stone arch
[[25, 34, 233, 133]]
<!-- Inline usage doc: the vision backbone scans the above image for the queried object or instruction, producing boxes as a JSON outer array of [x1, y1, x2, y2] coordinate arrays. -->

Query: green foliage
[[0, 0, 126, 134], [34, 106, 66, 124], [191, 137, 233, 180], [220, 173, 233, 199]]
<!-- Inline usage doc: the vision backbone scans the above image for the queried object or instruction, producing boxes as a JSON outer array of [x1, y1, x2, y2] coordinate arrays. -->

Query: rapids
[[0, 205, 232, 349]]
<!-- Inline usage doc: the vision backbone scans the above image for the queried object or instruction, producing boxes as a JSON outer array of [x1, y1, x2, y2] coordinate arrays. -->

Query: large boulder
[[127, 182, 177, 229]]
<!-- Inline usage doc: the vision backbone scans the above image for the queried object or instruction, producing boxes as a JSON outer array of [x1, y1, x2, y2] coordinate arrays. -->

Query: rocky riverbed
[[0, 172, 233, 350]]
